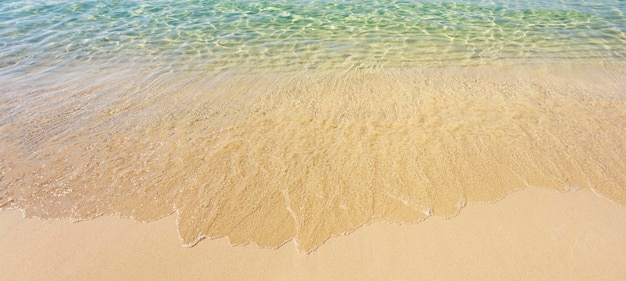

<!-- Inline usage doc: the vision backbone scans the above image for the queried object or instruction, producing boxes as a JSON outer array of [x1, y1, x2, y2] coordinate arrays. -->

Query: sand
[[3, 64, 626, 252], [1, 187, 625, 280]]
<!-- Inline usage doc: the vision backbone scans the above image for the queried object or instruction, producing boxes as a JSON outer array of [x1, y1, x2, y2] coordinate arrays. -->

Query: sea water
[[1, 0, 625, 251]]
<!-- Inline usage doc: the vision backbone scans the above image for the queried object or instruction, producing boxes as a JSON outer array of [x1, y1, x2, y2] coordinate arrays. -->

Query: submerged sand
[[1, 63, 625, 252], [1, 188, 625, 280]]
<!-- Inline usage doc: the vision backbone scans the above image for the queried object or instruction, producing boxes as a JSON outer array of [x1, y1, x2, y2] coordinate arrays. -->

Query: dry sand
[[1, 187, 625, 280]]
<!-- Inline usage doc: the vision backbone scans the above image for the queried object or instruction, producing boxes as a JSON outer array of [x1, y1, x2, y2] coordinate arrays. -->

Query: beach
[[1, 0, 626, 279], [2, 63, 625, 252], [1, 187, 625, 280]]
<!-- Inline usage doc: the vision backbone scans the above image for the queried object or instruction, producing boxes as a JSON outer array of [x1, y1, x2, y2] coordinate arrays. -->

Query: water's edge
[[2, 63, 624, 252]]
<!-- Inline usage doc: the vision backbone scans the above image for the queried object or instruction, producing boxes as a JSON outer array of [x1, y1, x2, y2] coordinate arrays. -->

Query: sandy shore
[[1, 187, 625, 280]]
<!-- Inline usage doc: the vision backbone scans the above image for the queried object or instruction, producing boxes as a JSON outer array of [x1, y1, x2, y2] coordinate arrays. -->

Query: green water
[[2, 0, 626, 76]]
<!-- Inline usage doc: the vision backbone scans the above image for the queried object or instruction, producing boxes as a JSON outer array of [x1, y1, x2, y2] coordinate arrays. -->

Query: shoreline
[[2, 187, 625, 280], [3, 62, 625, 252]]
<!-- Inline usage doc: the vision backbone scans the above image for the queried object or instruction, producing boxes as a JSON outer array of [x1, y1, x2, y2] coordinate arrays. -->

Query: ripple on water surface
[[0, 0, 625, 252], [1, 0, 626, 75]]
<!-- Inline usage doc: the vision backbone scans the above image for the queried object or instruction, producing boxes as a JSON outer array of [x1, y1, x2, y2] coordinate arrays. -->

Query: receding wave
[[1, 63, 624, 252]]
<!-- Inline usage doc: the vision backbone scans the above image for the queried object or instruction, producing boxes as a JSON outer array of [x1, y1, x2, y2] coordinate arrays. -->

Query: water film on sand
[[1, 63, 625, 252]]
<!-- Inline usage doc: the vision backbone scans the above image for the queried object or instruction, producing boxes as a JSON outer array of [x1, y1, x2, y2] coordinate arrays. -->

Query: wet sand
[[1, 187, 625, 280], [2, 63, 625, 252]]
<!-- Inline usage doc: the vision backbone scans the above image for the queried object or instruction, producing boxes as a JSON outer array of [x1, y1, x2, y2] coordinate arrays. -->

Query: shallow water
[[1, 0, 625, 252], [2, 0, 626, 74]]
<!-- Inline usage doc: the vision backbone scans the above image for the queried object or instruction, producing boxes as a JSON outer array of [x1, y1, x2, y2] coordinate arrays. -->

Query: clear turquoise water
[[1, 0, 626, 76]]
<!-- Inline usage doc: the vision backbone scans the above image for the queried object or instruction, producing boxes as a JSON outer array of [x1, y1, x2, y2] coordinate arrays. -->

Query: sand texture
[[1, 188, 625, 280], [1, 63, 625, 251]]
